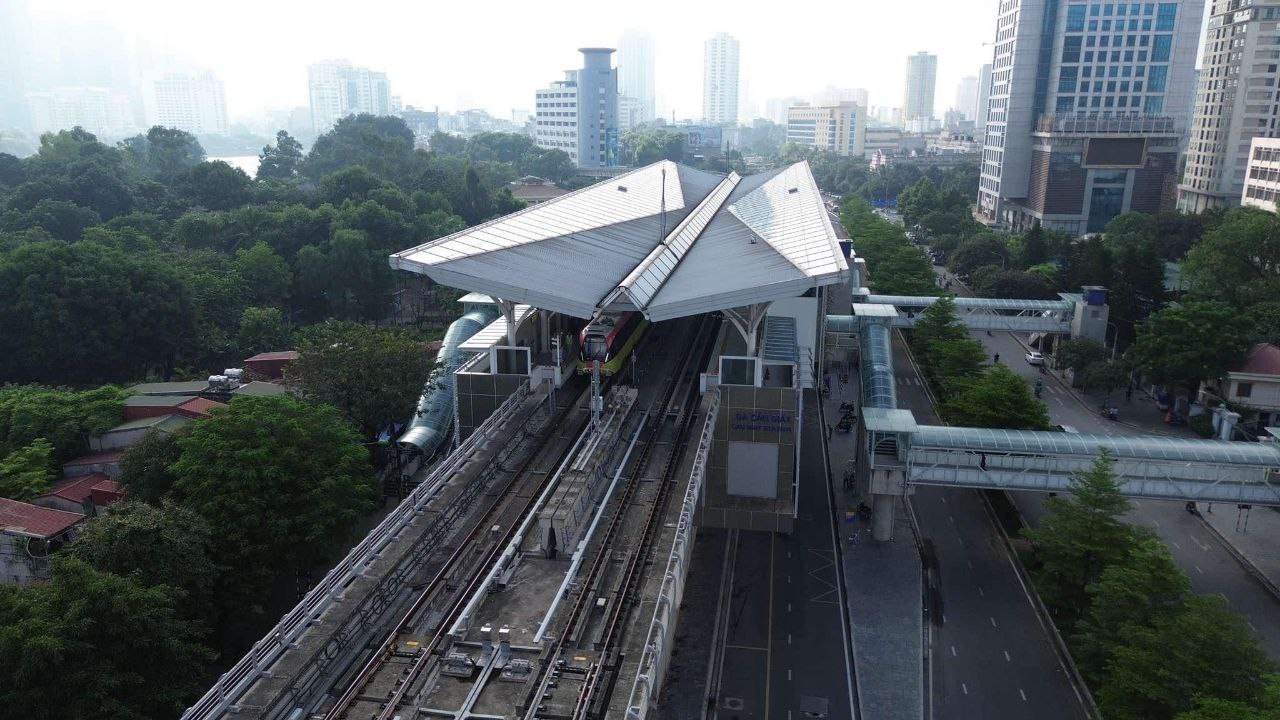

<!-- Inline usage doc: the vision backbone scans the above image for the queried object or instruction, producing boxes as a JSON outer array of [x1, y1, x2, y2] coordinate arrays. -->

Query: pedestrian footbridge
[[863, 412, 1280, 506], [861, 295, 1076, 333]]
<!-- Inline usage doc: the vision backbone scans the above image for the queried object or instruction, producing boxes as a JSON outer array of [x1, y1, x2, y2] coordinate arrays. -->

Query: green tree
[[170, 395, 376, 605], [302, 114, 417, 182], [428, 130, 466, 156], [257, 130, 304, 180], [0, 385, 125, 466], [287, 321, 433, 439], [1183, 207, 1280, 306], [971, 268, 1056, 299], [67, 500, 220, 620], [1103, 213, 1166, 345], [1061, 234, 1112, 291], [1023, 222, 1049, 266], [948, 234, 1010, 277], [1175, 698, 1271, 720], [0, 241, 197, 382], [0, 555, 214, 720], [1072, 535, 1190, 685], [942, 364, 1050, 429], [1023, 451, 1133, 626], [319, 165, 386, 205], [121, 126, 206, 181], [0, 438, 54, 501], [1128, 301, 1252, 399], [928, 338, 989, 397], [117, 429, 185, 504], [1100, 595, 1271, 720], [911, 295, 968, 354], [1079, 360, 1130, 401], [233, 240, 292, 307], [176, 160, 252, 211], [238, 306, 293, 356], [1056, 338, 1108, 376], [897, 176, 942, 226]]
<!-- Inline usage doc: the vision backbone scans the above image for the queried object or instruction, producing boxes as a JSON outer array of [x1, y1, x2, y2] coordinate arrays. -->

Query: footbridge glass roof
[[865, 295, 1075, 312], [389, 160, 849, 320], [912, 426, 1280, 467]]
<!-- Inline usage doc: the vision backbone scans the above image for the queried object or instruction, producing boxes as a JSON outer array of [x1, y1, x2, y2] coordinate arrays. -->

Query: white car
[[1025, 351, 1046, 366]]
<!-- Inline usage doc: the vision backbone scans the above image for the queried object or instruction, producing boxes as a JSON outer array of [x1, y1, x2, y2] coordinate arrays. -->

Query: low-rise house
[[243, 351, 299, 381], [34, 473, 125, 515], [1201, 343, 1280, 429], [89, 414, 191, 452], [123, 394, 225, 421], [62, 449, 124, 479], [126, 380, 211, 397], [231, 381, 289, 398], [0, 498, 85, 584]]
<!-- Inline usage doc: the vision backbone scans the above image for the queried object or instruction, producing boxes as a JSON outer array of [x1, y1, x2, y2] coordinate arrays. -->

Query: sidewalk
[[823, 374, 923, 720]]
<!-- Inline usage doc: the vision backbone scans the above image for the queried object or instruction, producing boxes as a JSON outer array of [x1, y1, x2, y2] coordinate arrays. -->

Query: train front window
[[584, 337, 608, 361]]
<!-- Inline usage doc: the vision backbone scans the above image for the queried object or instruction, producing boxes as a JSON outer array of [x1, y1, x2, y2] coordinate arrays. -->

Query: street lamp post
[[1106, 321, 1119, 360]]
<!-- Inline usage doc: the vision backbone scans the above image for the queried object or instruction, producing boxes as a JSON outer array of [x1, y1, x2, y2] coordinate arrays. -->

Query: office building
[[976, 63, 993, 134], [1177, 1, 1280, 212], [904, 52, 938, 124], [976, 0, 1203, 236], [307, 60, 392, 134], [619, 95, 645, 131], [618, 29, 656, 124], [703, 32, 740, 126], [786, 102, 867, 156], [955, 76, 980, 121], [26, 86, 135, 137], [148, 71, 228, 136], [534, 48, 619, 169], [1242, 137, 1280, 212]]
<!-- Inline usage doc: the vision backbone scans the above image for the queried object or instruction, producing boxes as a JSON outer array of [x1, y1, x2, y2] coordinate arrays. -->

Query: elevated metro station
[[391, 158, 851, 532]]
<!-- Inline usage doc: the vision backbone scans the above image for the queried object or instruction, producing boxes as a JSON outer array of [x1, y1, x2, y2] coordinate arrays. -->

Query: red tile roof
[[1234, 343, 1280, 376], [40, 473, 123, 506], [177, 397, 225, 417], [0, 497, 85, 539], [62, 450, 124, 468], [244, 351, 300, 362]]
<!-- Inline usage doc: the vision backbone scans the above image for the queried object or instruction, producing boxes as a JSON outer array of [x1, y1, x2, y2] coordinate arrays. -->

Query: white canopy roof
[[390, 160, 849, 321]]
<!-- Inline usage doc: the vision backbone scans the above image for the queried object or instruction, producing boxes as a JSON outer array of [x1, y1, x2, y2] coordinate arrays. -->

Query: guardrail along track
[[523, 313, 720, 720], [324, 380, 597, 720]]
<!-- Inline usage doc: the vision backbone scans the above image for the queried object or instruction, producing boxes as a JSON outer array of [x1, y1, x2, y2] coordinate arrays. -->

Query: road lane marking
[[1250, 622, 1258, 632], [1020, 689, 1028, 702], [787, 603, 792, 613], [788, 668, 792, 681], [967, 560, 974, 570], [725, 644, 769, 651], [940, 496, 947, 504], [962, 683, 969, 695], [788, 633, 793, 645], [990, 617, 998, 628], [1171, 540, 1182, 549], [951, 645, 957, 657], [949, 515, 955, 524], [1004, 650, 1011, 662], [1219, 592, 1228, 602], [1195, 565, 1204, 574], [1152, 519, 1160, 528], [765, 532, 775, 720], [978, 587, 984, 597]]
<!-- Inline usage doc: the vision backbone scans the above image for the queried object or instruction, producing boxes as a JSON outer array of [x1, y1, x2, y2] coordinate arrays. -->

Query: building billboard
[[685, 125, 723, 149]]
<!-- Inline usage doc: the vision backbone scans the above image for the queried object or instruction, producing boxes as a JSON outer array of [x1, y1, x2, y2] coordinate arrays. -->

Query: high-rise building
[[955, 76, 980, 121], [1241, 137, 1280, 212], [786, 102, 867, 156], [307, 60, 392, 134], [976, 0, 1203, 235], [0, 0, 31, 130], [148, 71, 228, 136], [813, 86, 870, 109], [26, 87, 135, 137], [976, 63, 993, 135], [766, 96, 805, 125], [703, 32, 740, 126], [904, 52, 938, 123], [618, 29, 655, 124], [619, 95, 645, 131], [534, 49, 619, 168], [1177, 1, 1280, 213]]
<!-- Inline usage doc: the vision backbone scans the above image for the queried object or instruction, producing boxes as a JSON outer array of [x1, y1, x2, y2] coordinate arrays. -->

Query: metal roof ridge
[[726, 161, 847, 277], [389, 160, 683, 269], [600, 170, 742, 314]]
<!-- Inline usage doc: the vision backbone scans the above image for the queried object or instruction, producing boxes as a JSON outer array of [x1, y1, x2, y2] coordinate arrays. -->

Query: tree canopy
[[941, 364, 1050, 429], [1127, 301, 1252, 397]]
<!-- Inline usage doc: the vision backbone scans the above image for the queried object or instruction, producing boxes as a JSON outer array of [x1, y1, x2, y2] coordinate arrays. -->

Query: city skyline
[[8, 0, 1003, 127]]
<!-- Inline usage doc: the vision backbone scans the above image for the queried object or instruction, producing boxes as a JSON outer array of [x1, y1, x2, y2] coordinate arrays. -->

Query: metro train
[[577, 312, 649, 376]]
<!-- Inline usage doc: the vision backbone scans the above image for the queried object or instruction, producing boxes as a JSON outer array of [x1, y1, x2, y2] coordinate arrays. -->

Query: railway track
[[521, 313, 720, 719], [323, 382, 595, 720], [322, 319, 699, 720]]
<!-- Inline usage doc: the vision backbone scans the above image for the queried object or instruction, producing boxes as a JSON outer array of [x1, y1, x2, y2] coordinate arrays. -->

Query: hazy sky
[[31, 0, 1004, 122]]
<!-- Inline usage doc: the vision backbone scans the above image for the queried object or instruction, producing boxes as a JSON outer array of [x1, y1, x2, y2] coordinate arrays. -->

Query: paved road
[[715, 391, 855, 719], [930, 264, 1280, 660], [894, 331, 1088, 720], [960, 314, 1280, 661]]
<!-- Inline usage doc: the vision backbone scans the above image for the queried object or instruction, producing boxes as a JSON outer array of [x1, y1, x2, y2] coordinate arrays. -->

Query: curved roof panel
[[390, 161, 849, 320]]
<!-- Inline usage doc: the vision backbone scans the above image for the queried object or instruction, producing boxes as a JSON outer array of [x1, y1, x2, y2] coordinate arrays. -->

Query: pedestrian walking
[[993, 353, 1000, 364], [827, 425, 834, 441]]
